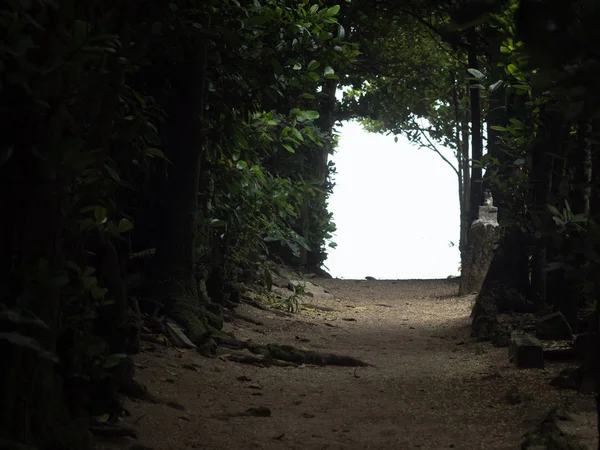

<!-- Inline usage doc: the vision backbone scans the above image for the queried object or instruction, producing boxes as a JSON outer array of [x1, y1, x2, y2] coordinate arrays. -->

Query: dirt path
[[98, 279, 597, 450]]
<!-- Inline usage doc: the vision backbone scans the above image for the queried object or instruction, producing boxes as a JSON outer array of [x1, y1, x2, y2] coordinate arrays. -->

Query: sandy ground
[[96, 279, 598, 450]]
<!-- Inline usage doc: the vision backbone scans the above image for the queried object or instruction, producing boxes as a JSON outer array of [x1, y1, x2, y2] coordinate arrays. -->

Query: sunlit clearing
[[325, 120, 461, 280]]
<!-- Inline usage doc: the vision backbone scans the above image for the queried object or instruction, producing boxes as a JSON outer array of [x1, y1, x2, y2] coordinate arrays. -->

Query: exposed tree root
[[121, 380, 162, 404], [215, 337, 372, 367], [219, 349, 298, 367], [90, 424, 138, 439], [302, 304, 338, 312], [226, 311, 264, 326], [243, 296, 291, 316]]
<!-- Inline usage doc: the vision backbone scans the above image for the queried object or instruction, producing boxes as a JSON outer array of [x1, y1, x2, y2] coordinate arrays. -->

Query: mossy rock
[[472, 315, 498, 340], [490, 322, 513, 347]]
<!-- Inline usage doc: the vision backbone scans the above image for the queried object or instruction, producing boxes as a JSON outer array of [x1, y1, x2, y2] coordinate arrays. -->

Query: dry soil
[[96, 278, 598, 450]]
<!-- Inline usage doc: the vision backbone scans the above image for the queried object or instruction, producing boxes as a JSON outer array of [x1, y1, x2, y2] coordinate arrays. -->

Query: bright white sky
[[324, 120, 461, 280]]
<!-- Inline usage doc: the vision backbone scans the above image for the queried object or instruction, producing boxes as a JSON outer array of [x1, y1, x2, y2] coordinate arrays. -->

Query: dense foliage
[[0, 0, 350, 447]]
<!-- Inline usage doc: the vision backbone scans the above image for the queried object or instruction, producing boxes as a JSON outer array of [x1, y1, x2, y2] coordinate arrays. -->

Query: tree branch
[[407, 126, 459, 176]]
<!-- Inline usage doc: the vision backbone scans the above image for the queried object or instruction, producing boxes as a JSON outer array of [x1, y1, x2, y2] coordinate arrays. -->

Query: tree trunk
[[468, 32, 483, 222], [581, 120, 600, 407], [471, 92, 532, 331], [304, 79, 338, 272], [461, 113, 471, 272], [545, 113, 574, 320], [452, 73, 468, 268], [585, 126, 600, 443], [572, 121, 592, 217], [529, 109, 556, 312], [155, 38, 214, 347]]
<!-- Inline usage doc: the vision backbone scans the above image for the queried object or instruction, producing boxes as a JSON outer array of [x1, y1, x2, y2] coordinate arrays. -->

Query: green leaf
[[467, 68, 485, 79], [323, 66, 335, 76], [509, 118, 524, 128], [291, 128, 304, 141], [250, 165, 266, 183], [0, 307, 50, 330], [209, 219, 227, 228], [245, 15, 270, 26], [237, 135, 249, 150], [512, 84, 531, 94], [325, 5, 340, 17], [547, 204, 561, 217], [0, 332, 59, 363], [94, 206, 107, 224], [90, 285, 108, 300], [146, 147, 171, 162], [488, 80, 503, 92], [104, 164, 121, 182], [490, 125, 507, 132], [102, 353, 127, 369], [49, 276, 70, 288], [73, 20, 88, 45], [236, 161, 248, 169], [307, 60, 320, 71], [118, 218, 134, 233], [283, 144, 296, 153], [309, 4, 319, 13], [307, 71, 320, 81], [338, 24, 345, 40], [94, 414, 111, 423], [296, 110, 320, 120], [506, 64, 519, 76]]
